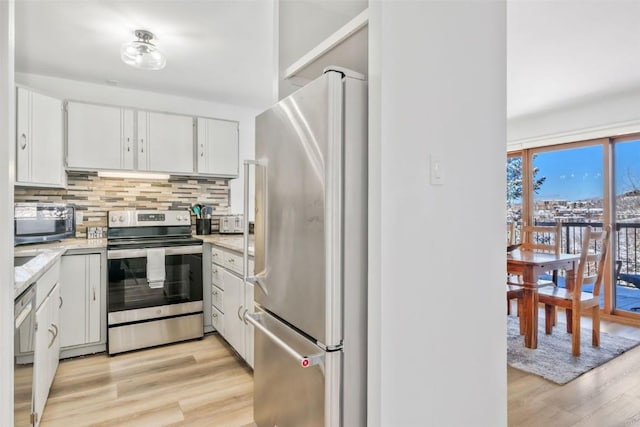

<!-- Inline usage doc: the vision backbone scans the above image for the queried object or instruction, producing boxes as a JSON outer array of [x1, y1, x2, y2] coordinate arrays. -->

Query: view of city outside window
[[614, 139, 640, 313], [532, 145, 603, 228], [532, 145, 605, 307], [507, 142, 640, 314]]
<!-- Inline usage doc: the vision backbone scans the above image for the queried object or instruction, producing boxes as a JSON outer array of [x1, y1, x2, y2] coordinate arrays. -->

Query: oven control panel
[[108, 210, 191, 227], [139, 213, 165, 222]]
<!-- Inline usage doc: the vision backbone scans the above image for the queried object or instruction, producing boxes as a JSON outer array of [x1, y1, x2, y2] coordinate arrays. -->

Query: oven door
[[107, 245, 203, 314]]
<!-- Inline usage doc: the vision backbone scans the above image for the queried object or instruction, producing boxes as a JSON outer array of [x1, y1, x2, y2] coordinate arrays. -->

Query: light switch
[[430, 154, 445, 185]]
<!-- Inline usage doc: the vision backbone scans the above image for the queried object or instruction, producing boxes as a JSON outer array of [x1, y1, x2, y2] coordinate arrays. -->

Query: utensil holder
[[195, 218, 211, 235]]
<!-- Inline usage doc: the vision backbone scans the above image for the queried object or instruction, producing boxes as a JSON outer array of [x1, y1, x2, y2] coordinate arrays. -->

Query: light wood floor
[[40, 333, 255, 427], [39, 315, 640, 427], [508, 309, 640, 427]]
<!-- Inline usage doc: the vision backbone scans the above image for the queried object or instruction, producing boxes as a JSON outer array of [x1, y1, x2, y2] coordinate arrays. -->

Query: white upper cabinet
[[16, 87, 65, 187], [66, 101, 239, 176], [66, 102, 134, 170], [137, 111, 194, 173], [196, 117, 239, 177]]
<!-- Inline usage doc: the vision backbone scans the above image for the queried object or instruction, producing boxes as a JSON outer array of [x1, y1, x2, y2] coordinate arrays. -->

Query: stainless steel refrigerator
[[244, 68, 367, 427]]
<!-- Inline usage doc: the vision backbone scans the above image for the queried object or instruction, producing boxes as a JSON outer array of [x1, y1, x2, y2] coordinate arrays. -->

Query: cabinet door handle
[[93, 288, 96, 301], [52, 323, 58, 338], [200, 143, 204, 157], [212, 312, 218, 319], [140, 138, 144, 153], [127, 137, 131, 152], [20, 133, 27, 150], [237, 305, 244, 321], [213, 290, 218, 296], [48, 327, 55, 348], [59, 296, 63, 308]]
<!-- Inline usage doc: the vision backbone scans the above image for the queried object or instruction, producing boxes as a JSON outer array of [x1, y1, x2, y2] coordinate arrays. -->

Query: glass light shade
[[120, 40, 166, 70]]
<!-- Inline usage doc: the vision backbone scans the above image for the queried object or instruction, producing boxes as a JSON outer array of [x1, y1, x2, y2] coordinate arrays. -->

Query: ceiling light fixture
[[121, 29, 166, 71]]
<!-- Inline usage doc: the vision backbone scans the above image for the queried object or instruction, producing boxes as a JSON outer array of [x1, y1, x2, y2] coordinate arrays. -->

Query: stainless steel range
[[107, 210, 203, 355]]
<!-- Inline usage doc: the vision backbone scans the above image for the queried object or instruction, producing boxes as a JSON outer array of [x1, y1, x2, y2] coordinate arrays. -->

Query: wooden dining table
[[507, 250, 581, 349]]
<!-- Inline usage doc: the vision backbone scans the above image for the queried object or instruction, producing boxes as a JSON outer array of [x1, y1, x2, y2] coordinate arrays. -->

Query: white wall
[[508, 88, 640, 149], [368, 1, 507, 426], [15, 72, 262, 217], [0, 2, 15, 425]]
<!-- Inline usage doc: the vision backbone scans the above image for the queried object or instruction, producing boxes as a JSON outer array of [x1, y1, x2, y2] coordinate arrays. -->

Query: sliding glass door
[[528, 142, 607, 307], [508, 136, 640, 319], [613, 138, 640, 314]]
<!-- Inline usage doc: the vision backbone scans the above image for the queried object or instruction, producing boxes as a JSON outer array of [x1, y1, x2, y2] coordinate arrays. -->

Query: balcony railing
[[535, 221, 640, 274], [530, 221, 640, 312]]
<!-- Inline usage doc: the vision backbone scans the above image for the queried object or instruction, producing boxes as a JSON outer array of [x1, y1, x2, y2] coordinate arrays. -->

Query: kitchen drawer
[[212, 245, 252, 276], [224, 251, 243, 275], [211, 306, 224, 335], [211, 247, 225, 267], [211, 264, 224, 289], [211, 284, 224, 312]]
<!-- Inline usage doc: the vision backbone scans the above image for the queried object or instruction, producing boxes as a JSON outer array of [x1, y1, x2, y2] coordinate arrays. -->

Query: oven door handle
[[107, 245, 203, 259]]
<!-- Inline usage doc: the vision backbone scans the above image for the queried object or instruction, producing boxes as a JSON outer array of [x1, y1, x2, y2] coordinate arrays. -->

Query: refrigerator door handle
[[244, 159, 269, 296], [246, 271, 269, 295], [244, 311, 323, 368]]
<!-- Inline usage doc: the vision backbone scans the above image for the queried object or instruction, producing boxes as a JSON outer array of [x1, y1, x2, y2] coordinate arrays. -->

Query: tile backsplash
[[15, 171, 231, 237]]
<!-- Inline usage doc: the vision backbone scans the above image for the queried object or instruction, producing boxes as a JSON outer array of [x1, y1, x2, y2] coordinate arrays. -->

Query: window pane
[[532, 145, 604, 307], [532, 146, 603, 226], [506, 155, 523, 224], [614, 139, 640, 313]]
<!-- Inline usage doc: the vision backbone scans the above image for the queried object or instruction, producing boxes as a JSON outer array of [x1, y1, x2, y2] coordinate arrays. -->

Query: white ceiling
[[508, 0, 640, 119], [15, 0, 275, 109], [16, 1, 640, 119]]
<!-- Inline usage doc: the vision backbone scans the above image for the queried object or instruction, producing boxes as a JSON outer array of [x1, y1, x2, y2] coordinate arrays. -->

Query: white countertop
[[14, 248, 65, 298], [15, 238, 108, 252], [199, 234, 255, 256], [14, 238, 107, 299]]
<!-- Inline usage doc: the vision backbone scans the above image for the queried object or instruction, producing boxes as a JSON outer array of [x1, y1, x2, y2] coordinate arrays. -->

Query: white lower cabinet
[[244, 282, 255, 369], [223, 271, 245, 356], [33, 296, 50, 427], [211, 245, 254, 366], [33, 282, 61, 427], [59, 253, 102, 349]]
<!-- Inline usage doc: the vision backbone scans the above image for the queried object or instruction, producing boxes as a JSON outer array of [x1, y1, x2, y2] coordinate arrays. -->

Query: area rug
[[507, 315, 640, 384]]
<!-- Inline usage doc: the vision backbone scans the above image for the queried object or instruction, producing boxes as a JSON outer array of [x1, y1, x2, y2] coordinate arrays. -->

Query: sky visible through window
[[530, 141, 640, 201], [533, 146, 603, 201]]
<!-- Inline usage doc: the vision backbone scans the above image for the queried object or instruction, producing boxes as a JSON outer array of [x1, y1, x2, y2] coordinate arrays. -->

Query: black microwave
[[14, 203, 75, 245]]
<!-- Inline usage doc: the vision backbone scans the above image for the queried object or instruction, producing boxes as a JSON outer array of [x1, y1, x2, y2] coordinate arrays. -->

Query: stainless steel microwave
[[14, 203, 75, 245]]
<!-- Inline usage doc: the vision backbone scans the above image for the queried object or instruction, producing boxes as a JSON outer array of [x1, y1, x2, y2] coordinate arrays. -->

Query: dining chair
[[507, 221, 562, 317], [538, 225, 611, 357]]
